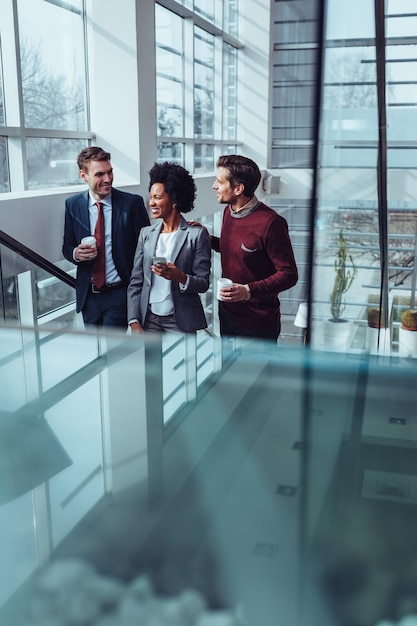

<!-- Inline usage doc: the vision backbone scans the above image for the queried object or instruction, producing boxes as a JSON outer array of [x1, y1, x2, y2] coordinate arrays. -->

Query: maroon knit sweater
[[215, 202, 298, 332]]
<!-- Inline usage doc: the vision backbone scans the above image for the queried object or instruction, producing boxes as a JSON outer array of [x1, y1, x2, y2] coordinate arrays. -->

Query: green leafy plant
[[329, 230, 357, 322]]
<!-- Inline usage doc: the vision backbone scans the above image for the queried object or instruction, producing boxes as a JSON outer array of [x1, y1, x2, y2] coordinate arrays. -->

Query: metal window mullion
[[11, 0, 28, 191], [213, 33, 223, 143], [0, 0, 22, 127], [184, 18, 194, 169], [2, 127, 94, 140], [43, 0, 82, 14], [215, 0, 223, 32], [23, 128, 93, 139], [185, 333, 197, 403], [184, 18, 194, 130], [81, 0, 91, 133], [157, 0, 242, 48], [1, 0, 27, 190]]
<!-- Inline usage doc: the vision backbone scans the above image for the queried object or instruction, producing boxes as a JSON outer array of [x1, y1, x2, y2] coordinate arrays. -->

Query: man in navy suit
[[62, 146, 150, 328]]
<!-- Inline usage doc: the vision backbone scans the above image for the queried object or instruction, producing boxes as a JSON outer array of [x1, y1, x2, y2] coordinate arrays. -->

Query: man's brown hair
[[77, 146, 111, 172], [217, 154, 261, 198]]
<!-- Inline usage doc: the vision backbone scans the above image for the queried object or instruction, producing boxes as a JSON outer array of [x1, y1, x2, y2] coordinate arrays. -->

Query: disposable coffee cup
[[81, 236, 96, 248], [217, 277, 233, 301]]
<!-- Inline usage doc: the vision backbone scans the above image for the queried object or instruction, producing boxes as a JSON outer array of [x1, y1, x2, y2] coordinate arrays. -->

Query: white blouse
[[149, 231, 179, 316]]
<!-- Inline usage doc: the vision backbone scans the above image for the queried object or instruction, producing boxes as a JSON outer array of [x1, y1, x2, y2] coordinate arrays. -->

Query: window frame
[[0, 0, 93, 193], [155, 0, 242, 173]]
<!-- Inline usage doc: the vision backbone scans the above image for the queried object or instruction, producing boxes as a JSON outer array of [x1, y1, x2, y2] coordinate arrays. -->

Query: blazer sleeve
[[183, 227, 211, 294], [62, 198, 78, 264], [127, 229, 146, 322]]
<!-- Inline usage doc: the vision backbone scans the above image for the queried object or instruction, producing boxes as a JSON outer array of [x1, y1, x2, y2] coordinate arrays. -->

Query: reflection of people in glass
[[211, 154, 298, 340], [127, 162, 211, 334]]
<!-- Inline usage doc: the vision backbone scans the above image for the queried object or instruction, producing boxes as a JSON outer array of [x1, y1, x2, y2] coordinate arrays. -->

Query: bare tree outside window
[[20, 38, 85, 131], [15, 0, 88, 189]]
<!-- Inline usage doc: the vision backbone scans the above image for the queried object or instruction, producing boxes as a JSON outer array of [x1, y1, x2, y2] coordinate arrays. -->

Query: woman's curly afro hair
[[148, 161, 196, 214]]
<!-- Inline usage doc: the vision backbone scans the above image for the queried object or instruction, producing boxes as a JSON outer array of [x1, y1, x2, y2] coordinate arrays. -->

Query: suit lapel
[[111, 189, 122, 239], [147, 217, 188, 262], [147, 221, 163, 255], [169, 216, 189, 262], [78, 191, 91, 236], [171, 228, 188, 262]]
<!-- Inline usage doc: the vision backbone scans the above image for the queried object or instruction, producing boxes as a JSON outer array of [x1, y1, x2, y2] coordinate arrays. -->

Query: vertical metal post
[[17, 270, 52, 564], [185, 333, 197, 403], [17, 270, 43, 406], [144, 335, 165, 507], [374, 0, 390, 343], [410, 221, 417, 308]]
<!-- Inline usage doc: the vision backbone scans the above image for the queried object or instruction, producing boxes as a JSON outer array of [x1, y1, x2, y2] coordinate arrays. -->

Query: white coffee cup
[[81, 236, 96, 247], [217, 277, 233, 301]]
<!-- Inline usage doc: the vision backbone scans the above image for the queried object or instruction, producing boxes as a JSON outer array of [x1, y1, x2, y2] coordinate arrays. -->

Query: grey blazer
[[127, 216, 211, 332]]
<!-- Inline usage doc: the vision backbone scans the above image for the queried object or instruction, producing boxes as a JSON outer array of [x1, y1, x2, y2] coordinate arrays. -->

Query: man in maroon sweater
[[211, 154, 298, 341]]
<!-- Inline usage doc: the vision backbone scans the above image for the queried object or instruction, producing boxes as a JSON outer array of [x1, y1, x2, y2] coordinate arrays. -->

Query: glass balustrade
[[0, 326, 416, 626]]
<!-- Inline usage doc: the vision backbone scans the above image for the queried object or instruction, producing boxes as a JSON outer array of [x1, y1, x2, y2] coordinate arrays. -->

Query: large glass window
[[0, 138, 9, 193], [321, 46, 378, 169], [26, 138, 87, 190], [0, 0, 91, 193], [193, 0, 237, 34], [223, 0, 238, 37], [1, 30, 11, 193], [0, 47, 5, 126], [271, 0, 322, 168], [17, 0, 87, 131], [223, 43, 237, 141], [155, 1, 239, 172], [194, 27, 215, 139], [155, 5, 184, 140], [0, 43, 9, 192], [309, 0, 417, 355], [193, 0, 215, 24]]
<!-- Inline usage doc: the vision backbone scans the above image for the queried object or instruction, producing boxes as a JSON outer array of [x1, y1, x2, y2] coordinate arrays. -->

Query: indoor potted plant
[[366, 298, 390, 355], [324, 230, 357, 350], [399, 308, 417, 357]]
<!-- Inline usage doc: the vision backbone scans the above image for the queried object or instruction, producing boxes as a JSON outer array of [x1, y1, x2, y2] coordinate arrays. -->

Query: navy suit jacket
[[127, 216, 211, 332], [62, 187, 150, 312]]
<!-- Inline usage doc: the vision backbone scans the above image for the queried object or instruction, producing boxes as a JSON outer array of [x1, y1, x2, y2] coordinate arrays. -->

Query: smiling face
[[149, 182, 177, 221], [80, 159, 114, 200]]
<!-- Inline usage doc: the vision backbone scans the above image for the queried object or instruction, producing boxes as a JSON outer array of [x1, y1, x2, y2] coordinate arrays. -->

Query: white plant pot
[[398, 326, 417, 358], [323, 319, 351, 351], [365, 326, 391, 355]]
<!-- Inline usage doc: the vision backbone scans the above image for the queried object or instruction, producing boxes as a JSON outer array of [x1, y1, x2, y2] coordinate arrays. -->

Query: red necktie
[[92, 201, 105, 289]]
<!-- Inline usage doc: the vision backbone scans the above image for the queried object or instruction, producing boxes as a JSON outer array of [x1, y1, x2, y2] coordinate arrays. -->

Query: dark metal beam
[[374, 0, 390, 337]]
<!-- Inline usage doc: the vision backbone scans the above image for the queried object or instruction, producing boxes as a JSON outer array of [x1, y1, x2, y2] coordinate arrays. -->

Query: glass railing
[[0, 225, 229, 426], [301, 350, 417, 626], [1, 327, 416, 626], [0, 207, 304, 344], [0, 231, 78, 329]]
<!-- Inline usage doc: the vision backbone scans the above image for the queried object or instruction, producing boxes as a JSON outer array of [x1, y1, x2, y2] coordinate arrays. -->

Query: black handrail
[[0, 229, 76, 289]]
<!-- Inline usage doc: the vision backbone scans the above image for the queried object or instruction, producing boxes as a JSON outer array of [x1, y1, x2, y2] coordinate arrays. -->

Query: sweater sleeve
[[211, 235, 220, 253], [248, 216, 298, 297]]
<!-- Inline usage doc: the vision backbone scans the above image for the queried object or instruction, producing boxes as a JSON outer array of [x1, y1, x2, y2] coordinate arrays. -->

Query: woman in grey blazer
[[127, 162, 211, 333]]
